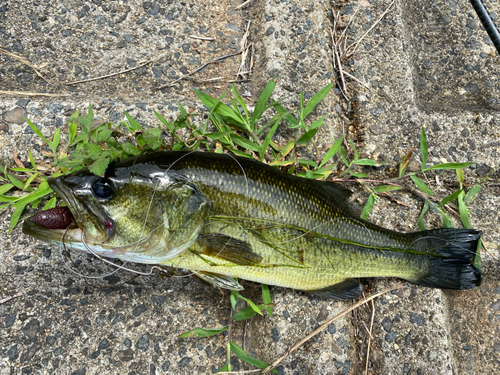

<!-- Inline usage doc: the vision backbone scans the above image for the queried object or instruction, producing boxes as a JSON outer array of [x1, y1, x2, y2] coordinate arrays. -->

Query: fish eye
[[91, 178, 115, 200]]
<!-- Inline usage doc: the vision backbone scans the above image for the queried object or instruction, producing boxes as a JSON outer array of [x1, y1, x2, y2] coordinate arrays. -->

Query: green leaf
[[430, 203, 454, 228], [204, 130, 234, 141], [457, 192, 471, 229], [273, 102, 299, 128], [28, 150, 37, 171], [229, 342, 278, 373], [338, 146, 350, 167], [320, 136, 344, 167], [83, 142, 102, 156], [309, 114, 327, 131], [216, 364, 230, 373], [464, 185, 481, 205], [473, 239, 481, 271], [439, 190, 462, 207], [89, 152, 111, 176], [7, 174, 25, 190], [417, 199, 429, 231], [230, 290, 238, 310], [25, 118, 50, 145], [9, 168, 34, 173], [232, 305, 269, 321], [456, 168, 464, 184], [232, 85, 250, 122], [231, 134, 260, 152], [68, 121, 78, 145], [178, 326, 229, 338], [96, 128, 113, 143], [299, 159, 318, 169], [262, 284, 273, 318], [269, 160, 297, 167], [352, 159, 386, 167], [410, 175, 434, 196], [0, 183, 14, 195], [233, 292, 262, 316], [9, 203, 26, 233], [420, 127, 428, 170], [296, 128, 317, 145], [424, 163, 473, 171], [347, 171, 368, 178], [372, 185, 403, 193], [23, 172, 39, 191], [302, 82, 333, 119], [121, 142, 143, 156], [123, 111, 143, 132], [250, 79, 275, 128], [50, 128, 60, 155], [0, 195, 19, 203], [360, 194, 376, 220], [228, 148, 253, 159], [194, 89, 244, 127], [143, 128, 163, 150], [43, 197, 57, 210], [260, 119, 280, 162]]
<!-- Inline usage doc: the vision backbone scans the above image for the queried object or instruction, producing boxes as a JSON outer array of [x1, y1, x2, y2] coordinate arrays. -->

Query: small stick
[[66, 62, 150, 85], [157, 50, 242, 89], [217, 369, 262, 374], [0, 47, 50, 83], [342, 70, 372, 91], [333, 37, 348, 96], [235, 0, 255, 9], [364, 299, 376, 375], [0, 90, 68, 97], [190, 35, 215, 41], [263, 284, 403, 373], [0, 291, 23, 305], [344, 0, 396, 58]]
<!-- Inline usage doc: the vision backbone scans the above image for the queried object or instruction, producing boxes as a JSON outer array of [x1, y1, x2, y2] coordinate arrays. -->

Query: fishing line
[[469, 0, 500, 55]]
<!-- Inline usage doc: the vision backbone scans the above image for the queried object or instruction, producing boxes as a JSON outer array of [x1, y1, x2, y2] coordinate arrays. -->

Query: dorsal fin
[[318, 181, 355, 216]]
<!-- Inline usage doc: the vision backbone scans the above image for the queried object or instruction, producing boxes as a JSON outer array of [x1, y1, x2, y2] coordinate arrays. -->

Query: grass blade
[[399, 146, 415, 177], [234, 292, 262, 316], [360, 194, 376, 220], [9, 203, 26, 233], [457, 192, 471, 228], [194, 89, 244, 127], [250, 79, 276, 128], [25, 118, 50, 145], [372, 185, 403, 193], [178, 326, 229, 338], [262, 284, 273, 318], [423, 162, 473, 171], [464, 185, 481, 205], [260, 119, 280, 162], [229, 341, 278, 373], [302, 82, 333, 119], [351, 159, 386, 167], [233, 304, 269, 321], [439, 190, 462, 207], [410, 175, 434, 196], [420, 127, 428, 170], [231, 135, 260, 152], [296, 128, 317, 145], [417, 199, 429, 231], [0, 183, 15, 195], [320, 136, 344, 167]]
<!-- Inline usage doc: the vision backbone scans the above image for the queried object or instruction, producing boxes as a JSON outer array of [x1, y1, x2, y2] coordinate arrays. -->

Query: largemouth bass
[[23, 151, 481, 300]]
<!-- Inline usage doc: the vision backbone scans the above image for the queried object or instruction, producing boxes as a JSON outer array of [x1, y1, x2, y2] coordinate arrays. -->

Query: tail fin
[[410, 228, 481, 290]]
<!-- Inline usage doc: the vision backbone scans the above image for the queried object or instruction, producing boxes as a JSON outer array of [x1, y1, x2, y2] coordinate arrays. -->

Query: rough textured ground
[[1, 0, 499, 374]]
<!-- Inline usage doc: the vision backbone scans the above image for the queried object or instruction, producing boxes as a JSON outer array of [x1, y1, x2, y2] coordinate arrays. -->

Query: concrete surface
[[1, 0, 499, 374]]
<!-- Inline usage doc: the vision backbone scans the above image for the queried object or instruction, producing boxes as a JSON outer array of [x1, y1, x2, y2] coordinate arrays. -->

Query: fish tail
[[409, 228, 481, 290]]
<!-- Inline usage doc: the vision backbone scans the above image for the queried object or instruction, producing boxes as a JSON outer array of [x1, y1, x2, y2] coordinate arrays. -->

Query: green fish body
[[23, 151, 481, 300]]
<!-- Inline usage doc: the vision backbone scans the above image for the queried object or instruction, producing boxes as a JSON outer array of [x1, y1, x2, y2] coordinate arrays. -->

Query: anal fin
[[306, 278, 363, 300], [193, 271, 244, 291], [199, 233, 262, 266]]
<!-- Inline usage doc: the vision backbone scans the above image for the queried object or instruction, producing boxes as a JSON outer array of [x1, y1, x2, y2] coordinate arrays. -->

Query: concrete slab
[[1, 0, 499, 374]]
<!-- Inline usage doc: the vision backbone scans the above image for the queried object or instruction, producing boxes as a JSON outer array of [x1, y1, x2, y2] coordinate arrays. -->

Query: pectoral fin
[[193, 271, 244, 291], [199, 234, 263, 266], [306, 278, 362, 300]]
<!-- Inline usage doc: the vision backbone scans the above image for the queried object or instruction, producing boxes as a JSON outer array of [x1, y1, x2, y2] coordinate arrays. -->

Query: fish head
[[23, 163, 211, 263]]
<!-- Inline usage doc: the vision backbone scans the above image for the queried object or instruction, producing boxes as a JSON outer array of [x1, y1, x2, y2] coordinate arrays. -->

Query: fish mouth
[[22, 175, 114, 245]]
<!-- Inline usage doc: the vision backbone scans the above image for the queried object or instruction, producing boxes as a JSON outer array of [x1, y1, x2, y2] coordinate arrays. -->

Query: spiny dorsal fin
[[306, 278, 362, 300], [193, 271, 244, 291], [199, 234, 263, 266]]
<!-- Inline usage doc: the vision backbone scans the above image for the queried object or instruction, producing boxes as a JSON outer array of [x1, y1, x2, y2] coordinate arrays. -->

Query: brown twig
[[66, 53, 168, 85], [157, 51, 243, 89], [235, 0, 255, 9], [344, 0, 396, 58], [0, 47, 50, 83], [0, 291, 23, 305], [263, 284, 403, 373], [0, 90, 67, 97], [365, 299, 376, 375]]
